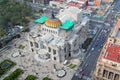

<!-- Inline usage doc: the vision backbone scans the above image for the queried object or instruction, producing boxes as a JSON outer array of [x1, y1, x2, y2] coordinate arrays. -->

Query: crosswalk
[[82, 75, 91, 80], [75, 72, 91, 80]]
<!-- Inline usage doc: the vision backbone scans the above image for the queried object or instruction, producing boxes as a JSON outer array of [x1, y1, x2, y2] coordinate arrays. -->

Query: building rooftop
[[55, 0, 64, 3], [45, 18, 62, 28], [104, 43, 120, 63], [67, 1, 82, 8], [66, 6, 82, 14], [60, 20, 74, 31], [34, 16, 48, 24], [111, 19, 120, 37]]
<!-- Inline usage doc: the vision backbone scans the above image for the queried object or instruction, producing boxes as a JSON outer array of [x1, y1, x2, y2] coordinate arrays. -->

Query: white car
[[63, 60, 68, 65], [91, 48, 94, 51], [43, 8, 47, 10], [80, 69, 83, 72]]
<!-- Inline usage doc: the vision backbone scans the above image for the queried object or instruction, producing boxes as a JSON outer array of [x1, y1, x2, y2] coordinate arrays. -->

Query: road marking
[[83, 76, 91, 80]]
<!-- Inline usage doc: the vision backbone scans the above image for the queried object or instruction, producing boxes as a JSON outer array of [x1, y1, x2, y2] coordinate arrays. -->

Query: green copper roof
[[34, 16, 48, 24], [60, 20, 74, 31]]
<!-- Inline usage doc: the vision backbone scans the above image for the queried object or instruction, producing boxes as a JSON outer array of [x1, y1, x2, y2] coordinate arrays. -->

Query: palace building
[[27, 7, 86, 63]]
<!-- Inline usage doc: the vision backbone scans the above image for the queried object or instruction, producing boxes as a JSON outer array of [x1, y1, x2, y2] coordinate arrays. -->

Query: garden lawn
[[3, 68, 23, 80], [68, 63, 76, 69], [0, 59, 16, 77], [25, 75, 36, 80]]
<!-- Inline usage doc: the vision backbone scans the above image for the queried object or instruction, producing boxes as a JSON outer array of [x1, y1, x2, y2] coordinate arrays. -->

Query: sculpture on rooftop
[[51, 10, 55, 19]]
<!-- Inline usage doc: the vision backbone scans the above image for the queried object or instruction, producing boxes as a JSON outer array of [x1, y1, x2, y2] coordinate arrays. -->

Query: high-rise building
[[93, 19, 120, 80]]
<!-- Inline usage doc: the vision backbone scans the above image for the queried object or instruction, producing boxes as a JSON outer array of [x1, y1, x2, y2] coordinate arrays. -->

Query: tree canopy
[[0, 28, 5, 37], [82, 38, 92, 49], [0, 0, 32, 29]]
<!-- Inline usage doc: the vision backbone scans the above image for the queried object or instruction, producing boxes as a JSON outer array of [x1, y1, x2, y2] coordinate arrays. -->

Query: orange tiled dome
[[45, 18, 61, 28]]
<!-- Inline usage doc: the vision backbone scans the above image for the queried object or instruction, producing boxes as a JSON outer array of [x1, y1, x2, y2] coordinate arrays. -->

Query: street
[[72, 26, 110, 80], [72, 1, 120, 79], [113, 0, 120, 12]]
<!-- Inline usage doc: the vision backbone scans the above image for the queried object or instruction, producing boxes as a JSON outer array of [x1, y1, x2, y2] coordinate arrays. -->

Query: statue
[[51, 11, 55, 19]]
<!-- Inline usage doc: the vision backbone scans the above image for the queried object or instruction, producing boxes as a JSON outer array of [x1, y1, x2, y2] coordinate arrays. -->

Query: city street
[[72, 1, 119, 79], [72, 26, 110, 80], [113, 0, 120, 12]]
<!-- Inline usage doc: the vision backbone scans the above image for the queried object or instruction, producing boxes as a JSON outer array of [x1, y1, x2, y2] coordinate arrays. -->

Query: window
[[53, 49, 56, 55], [108, 72, 113, 79], [48, 47, 51, 52], [97, 69, 101, 76], [30, 42, 33, 47], [64, 47, 66, 52], [52, 4, 57, 7], [114, 74, 119, 80], [65, 55, 66, 58], [53, 31, 55, 34], [103, 70, 108, 78], [40, 42, 45, 49], [35, 42, 38, 48], [31, 48, 34, 52], [54, 57, 56, 60], [69, 53, 71, 57]]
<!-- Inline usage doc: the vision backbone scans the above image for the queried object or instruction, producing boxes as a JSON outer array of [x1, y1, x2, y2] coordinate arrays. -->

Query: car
[[98, 49, 101, 52], [79, 74, 83, 79], [43, 8, 47, 11], [91, 48, 94, 51], [75, 72, 78, 76], [85, 64, 88, 67], [79, 69, 83, 72], [80, 71, 84, 76], [95, 44, 98, 47], [63, 60, 68, 65]]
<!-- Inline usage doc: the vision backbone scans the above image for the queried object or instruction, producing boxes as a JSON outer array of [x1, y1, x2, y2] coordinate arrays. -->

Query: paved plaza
[[0, 36, 82, 80]]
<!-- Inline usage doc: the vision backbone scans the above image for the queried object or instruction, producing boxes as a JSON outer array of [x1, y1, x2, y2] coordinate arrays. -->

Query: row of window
[[30, 42, 39, 48], [48, 47, 56, 55], [42, 28, 58, 34], [101, 69, 119, 80], [30, 42, 56, 54]]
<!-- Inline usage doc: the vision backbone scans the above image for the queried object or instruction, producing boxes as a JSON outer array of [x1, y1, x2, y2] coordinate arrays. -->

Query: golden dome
[[45, 18, 61, 28]]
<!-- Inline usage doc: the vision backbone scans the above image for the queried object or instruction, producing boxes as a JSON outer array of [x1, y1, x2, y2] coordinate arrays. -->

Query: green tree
[[0, 28, 6, 37], [39, 9, 44, 13], [43, 77, 52, 80], [0, 0, 32, 29], [82, 38, 92, 49], [25, 75, 36, 80]]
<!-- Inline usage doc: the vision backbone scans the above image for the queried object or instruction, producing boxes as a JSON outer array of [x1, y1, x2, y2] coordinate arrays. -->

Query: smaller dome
[[45, 18, 61, 28]]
